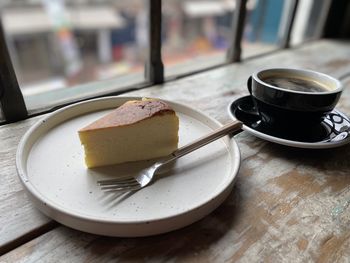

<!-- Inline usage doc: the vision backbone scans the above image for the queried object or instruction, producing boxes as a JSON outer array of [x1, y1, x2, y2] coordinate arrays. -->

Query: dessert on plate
[[78, 98, 179, 168]]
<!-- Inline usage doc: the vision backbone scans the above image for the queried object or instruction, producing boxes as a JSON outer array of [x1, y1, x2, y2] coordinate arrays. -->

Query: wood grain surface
[[0, 116, 59, 256], [1, 40, 350, 262]]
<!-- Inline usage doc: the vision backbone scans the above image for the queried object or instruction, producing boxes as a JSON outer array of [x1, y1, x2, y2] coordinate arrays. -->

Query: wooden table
[[1, 40, 350, 262]]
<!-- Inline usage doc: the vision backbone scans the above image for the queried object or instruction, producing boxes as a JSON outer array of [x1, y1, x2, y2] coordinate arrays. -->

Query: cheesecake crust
[[79, 99, 175, 132]]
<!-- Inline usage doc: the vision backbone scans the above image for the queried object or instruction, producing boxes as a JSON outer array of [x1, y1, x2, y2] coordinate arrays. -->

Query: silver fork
[[97, 120, 242, 192]]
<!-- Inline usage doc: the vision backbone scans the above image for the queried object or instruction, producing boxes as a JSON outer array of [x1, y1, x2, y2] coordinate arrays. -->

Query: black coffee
[[262, 76, 329, 93]]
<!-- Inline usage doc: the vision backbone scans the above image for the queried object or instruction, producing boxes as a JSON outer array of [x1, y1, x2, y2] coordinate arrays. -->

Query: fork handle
[[165, 120, 242, 164]]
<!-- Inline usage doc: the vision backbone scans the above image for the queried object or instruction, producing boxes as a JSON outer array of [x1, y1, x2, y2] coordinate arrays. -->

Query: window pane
[[242, 0, 286, 58], [2, 1, 147, 112], [162, 0, 234, 77]]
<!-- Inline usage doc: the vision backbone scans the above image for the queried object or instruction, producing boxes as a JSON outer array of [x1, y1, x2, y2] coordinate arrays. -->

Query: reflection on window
[[242, 0, 285, 58], [2, 0, 147, 110], [162, 0, 235, 77]]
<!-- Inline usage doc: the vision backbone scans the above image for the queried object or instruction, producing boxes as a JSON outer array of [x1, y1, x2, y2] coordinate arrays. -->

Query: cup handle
[[237, 101, 259, 117], [247, 76, 252, 95], [237, 76, 259, 118]]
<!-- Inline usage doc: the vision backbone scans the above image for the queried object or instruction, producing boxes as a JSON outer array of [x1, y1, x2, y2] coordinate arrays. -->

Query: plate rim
[[227, 95, 350, 149], [16, 96, 241, 236]]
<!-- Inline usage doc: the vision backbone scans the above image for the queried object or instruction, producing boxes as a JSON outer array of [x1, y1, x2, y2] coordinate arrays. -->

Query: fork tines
[[97, 177, 141, 192]]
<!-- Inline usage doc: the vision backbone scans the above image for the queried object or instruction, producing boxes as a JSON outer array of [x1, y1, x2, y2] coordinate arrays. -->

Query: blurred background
[[0, 0, 325, 106]]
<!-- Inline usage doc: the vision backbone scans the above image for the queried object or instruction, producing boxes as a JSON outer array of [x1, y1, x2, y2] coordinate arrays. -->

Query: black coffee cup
[[247, 68, 343, 129]]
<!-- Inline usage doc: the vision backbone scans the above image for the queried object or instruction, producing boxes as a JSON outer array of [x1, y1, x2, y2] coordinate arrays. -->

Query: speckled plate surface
[[16, 96, 240, 237], [228, 95, 350, 149]]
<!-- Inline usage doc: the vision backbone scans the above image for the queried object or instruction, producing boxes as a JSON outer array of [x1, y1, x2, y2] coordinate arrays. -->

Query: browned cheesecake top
[[79, 99, 175, 132]]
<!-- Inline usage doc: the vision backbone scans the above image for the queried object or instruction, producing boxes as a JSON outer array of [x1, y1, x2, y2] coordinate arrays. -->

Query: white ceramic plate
[[16, 96, 240, 237]]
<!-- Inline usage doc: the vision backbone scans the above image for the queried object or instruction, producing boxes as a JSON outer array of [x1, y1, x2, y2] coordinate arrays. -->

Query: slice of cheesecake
[[78, 98, 179, 168]]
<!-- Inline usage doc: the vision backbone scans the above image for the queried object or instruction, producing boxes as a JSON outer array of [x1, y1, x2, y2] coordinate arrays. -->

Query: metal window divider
[[146, 0, 164, 84], [0, 18, 28, 122], [226, 0, 248, 63]]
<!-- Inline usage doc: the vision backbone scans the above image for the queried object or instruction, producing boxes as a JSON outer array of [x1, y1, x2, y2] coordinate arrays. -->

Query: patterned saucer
[[228, 96, 350, 149]]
